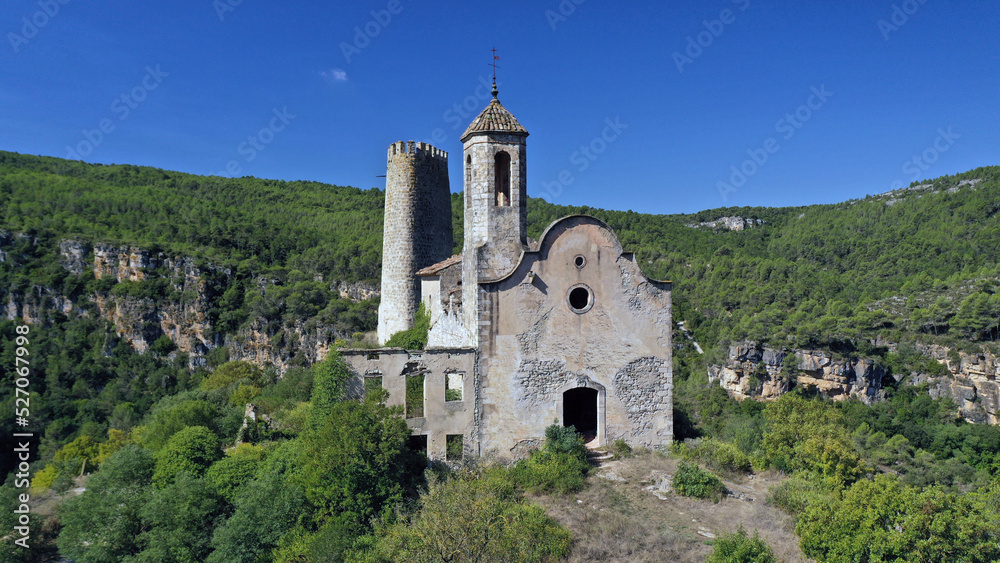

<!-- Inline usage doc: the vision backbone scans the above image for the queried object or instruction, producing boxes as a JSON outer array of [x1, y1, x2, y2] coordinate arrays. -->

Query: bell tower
[[460, 81, 529, 344]]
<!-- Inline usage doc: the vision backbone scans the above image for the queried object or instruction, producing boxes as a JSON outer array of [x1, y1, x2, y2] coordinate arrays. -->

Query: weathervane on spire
[[490, 47, 500, 98]]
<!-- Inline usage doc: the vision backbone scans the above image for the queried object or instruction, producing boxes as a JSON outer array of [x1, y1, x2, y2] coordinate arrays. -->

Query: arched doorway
[[563, 387, 598, 442]]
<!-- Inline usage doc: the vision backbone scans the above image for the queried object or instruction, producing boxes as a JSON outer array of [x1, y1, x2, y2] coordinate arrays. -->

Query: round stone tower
[[377, 141, 453, 345]]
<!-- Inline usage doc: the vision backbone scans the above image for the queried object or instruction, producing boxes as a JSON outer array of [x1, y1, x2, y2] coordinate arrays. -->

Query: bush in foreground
[[349, 468, 571, 563], [672, 437, 753, 474], [673, 461, 725, 502], [510, 425, 590, 494], [707, 526, 776, 563]]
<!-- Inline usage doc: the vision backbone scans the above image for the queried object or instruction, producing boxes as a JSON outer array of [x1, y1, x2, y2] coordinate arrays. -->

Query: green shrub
[[205, 444, 267, 502], [200, 360, 269, 392], [766, 477, 821, 518], [510, 425, 590, 494], [543, 424, 589, 459], [385, 303, 429, 349], [673, 461, 725, 502], [152, 426, 222, 488], [707, 525, 776, 563], [609, 438, 633, 459], [348, 468, 572, 563], [673, 438, 753, 474], [30, 465, 59, 494], [151, 334, 176, 355]]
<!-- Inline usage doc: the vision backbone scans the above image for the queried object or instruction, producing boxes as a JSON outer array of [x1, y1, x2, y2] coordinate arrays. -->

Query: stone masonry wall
[[462, 133, 528, 344], [377, 141, 452, 344], [341, 348, 478, 460]]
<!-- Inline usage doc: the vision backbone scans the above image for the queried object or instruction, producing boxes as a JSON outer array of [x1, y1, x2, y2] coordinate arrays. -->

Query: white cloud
[[320, 68, 348, 83]]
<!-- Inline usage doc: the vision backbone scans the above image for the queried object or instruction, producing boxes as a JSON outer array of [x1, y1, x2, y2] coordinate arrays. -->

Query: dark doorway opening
[[563, 387, 598, 443]]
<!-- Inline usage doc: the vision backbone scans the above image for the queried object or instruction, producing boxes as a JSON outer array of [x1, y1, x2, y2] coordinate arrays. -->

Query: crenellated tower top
[[387, 140, 449, 161]]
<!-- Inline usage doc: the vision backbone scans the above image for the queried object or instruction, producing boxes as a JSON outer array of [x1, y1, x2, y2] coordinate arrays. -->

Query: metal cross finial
[[490, 47, 500, 98]]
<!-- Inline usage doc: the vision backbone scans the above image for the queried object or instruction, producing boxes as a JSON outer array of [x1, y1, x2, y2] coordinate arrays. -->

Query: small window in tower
[[465, 154, 472, 185], [445, 372, 464, 402], [446, 434, 464, 461], [574, 255, 586, 269], [494, 151, 511, 206]]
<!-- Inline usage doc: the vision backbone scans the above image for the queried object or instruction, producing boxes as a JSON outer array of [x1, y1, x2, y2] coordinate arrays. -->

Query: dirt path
[[530, 452, 812, 562]]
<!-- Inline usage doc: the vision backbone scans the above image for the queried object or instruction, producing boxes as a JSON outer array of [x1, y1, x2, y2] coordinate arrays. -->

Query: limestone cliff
[[909, 344, 1000, 425], [708, 341, 999, 425], [707, 341, 885, 403], [2, 234, 379, 373], [87, 241, 218, 359], [686, 216, 764, 231]]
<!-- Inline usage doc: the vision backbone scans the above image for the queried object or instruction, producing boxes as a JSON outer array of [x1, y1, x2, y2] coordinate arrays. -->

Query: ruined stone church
[[341, 82, 673, 461]]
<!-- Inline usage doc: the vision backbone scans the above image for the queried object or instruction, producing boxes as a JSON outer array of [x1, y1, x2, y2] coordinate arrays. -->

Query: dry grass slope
[[530, 451, 812, 562]]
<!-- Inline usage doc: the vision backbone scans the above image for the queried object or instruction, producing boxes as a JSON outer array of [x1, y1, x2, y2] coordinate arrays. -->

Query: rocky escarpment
[[708, 341, 886, 403], [709, 341, 1000, 425], [686, 216, 764, 231], [910, 344, 1000, 425], [88, 241, 220, 359], [2, 234, 379, 373]]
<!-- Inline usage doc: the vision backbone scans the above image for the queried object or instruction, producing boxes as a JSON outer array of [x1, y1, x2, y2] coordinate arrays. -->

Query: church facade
[[342, 84, 673, 461]]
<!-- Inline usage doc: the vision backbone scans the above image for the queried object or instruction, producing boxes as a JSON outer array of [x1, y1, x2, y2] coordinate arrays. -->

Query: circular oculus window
[[573, 254, 586, 269], [567, 283, 594, 314]]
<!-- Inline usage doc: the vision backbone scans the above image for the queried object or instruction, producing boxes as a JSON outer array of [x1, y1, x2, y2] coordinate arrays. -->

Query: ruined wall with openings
[[341, 347, 479, 460]]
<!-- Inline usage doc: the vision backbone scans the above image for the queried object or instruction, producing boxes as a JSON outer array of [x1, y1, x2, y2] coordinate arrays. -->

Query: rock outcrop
[[708, 341, 885, 403], [687, 216, 764, 231], [2, 235, 379, 374], [83, 242, 221, 361], [709, 341, 999, 425], [909, 344, 1000, 425]]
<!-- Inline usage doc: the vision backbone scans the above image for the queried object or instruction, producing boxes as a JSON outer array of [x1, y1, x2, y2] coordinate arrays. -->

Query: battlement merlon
[[387, 140, 449, 162]]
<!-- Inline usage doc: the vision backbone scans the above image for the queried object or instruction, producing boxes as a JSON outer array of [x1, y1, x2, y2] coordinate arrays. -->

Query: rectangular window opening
[[446, 434, 464, 461], [405, 373, 425, 418], [445, 372, 464, 402], [364, 375, 383, 397]]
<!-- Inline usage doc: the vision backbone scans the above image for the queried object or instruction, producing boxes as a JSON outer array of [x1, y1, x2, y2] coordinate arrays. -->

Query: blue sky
[[2, 0, 998, 215]]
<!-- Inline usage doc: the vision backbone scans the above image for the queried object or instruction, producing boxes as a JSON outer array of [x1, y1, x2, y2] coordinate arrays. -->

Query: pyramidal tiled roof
[[460, 95, 528, 142]]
